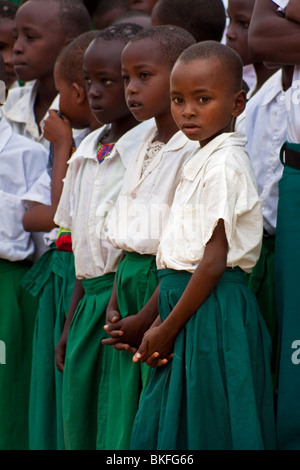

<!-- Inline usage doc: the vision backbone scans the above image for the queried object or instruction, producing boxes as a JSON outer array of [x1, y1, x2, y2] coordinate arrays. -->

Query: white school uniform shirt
[[0, 116, 48, 262], [156, 132, 263, 274], [236, 69, 288, 235], [22, 127, 94, 248], [54, 119, 154, 279], [2, 80, 57, 149], [272, 0, 300, 143], [106, 128, 199, 255]]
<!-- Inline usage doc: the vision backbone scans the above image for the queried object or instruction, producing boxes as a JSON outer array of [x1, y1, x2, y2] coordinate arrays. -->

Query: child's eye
[[198, 96, 210, 104], [171, 97, 184, 105], [83, 76, 92, 86], [102, 78, 113, 86], [139, 71, 151, 80], [239, 20, 250, 29], [122, 74, 129, 83]]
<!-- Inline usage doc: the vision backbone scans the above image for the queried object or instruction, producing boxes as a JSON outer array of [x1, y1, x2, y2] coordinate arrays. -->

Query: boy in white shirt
[[0, 54, 48, 450], [130, 41, 276, 450]]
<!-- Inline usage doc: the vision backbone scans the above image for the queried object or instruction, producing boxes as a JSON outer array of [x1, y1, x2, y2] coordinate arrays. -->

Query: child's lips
[[181, 123, 200, 134], [127, 100, 142, 110]]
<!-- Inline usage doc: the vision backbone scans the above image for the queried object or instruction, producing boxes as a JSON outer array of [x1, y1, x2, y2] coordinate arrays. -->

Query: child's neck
[[153, 113, 179, 144], [101, 113, 139, 144], [281, 65, 294, 91], [252, 63, 279, 96], [33, 75, 58, 131]]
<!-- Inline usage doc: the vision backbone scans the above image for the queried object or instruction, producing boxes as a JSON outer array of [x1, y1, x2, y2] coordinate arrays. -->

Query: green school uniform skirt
[[0, 258, 38, 450], [130, 268, 277, 450], [99, 252, 159, 451], [62, 272, 115, 450], [275, 142, 300, 450], [247, 236, 279, 394], [20, 244, 75, 450]]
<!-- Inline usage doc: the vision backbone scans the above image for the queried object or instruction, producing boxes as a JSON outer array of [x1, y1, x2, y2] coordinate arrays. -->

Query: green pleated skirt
[[0, 258, 39, 450], [130, 268, 277, 450], [20, 244, 76, 450], [247, 236, 279, 394], [99, 252, 159, 450], [62, 272, 115, 450], [275, 145, 300, 449]]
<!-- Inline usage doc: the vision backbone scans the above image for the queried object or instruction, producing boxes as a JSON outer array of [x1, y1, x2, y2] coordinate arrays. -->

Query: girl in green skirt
[[130, 42, 277, 450], [102, 26, 197, 450], [53, 24, 152, 450]]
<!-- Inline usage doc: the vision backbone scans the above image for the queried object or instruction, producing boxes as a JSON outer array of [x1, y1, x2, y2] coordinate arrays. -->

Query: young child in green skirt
[[53, 23, 154, 451], [20, 31, 101, 451], [101, 26, 197, 450], [130, 41, 277, 450], [0, 54, 48, 450]]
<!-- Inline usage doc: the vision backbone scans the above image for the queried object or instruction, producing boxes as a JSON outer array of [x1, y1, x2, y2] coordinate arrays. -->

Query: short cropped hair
[[56, 30, 99, 85], [0, 0, 18, 19], [21, 0, 92, 39], [94, 22, 144, 45], [178, 41, 244, 92], [127, 25, 196, 68], [152, 0, 226, 43]]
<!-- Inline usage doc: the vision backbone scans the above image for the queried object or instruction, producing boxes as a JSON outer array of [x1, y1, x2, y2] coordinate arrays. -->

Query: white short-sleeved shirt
[[272, 0, 300, 143], [106, 129, 199, 255], [54, 119, 154, 279], [22, 127, 94, 248], [156, 132, 263, 274], [236, 69, 288, 234], [0, 117, 48, 261], [2, 81, 58, 149]]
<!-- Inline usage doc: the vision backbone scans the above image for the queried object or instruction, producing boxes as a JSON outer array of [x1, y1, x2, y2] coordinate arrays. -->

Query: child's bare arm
[[133, 219, 228, 363], [23, 111, 73, 233], [43, 110, 73, 211], [249, 0, 300, 65]]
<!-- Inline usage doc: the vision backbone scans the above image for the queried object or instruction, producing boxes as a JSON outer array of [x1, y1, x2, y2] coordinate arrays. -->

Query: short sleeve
[[200, 162, 248, 247], [54, 164, 73, 231]]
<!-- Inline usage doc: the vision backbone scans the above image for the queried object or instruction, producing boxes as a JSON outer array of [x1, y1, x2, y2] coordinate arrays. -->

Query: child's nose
[[126, 79, 138, 95], [182, 104, 196, 118], [225, 24, 236, 42]]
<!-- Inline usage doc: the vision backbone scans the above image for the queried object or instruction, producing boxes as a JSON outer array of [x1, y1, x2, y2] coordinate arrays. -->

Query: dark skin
[[55, 38, 139, 373], [12, 0, 75, 132], [248, 0, 300, 65], [226, 0, 278, 96], [101, 38, 186, 361]]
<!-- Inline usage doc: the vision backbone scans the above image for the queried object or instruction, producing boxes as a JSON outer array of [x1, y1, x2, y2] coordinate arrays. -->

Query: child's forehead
[[123, 38, 165, 61], [16, 0, 61, 27], [83, 39, 124, 69]]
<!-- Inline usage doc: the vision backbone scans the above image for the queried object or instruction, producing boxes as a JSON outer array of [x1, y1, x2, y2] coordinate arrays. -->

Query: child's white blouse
[[0, 117, 48, 261], [54, 120, 154, 280], [156, 132, 263, 274], [105, 129, 199, 255]]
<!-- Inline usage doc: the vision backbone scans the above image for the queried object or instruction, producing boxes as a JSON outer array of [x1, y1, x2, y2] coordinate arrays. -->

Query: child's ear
[[72, 82, 87, 105], [232, 90, 246, 117]]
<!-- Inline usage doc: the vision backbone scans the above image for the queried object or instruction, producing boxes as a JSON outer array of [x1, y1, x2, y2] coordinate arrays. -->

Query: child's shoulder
[[2, 81, 36, 115], [0, 116, 47, 155]]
